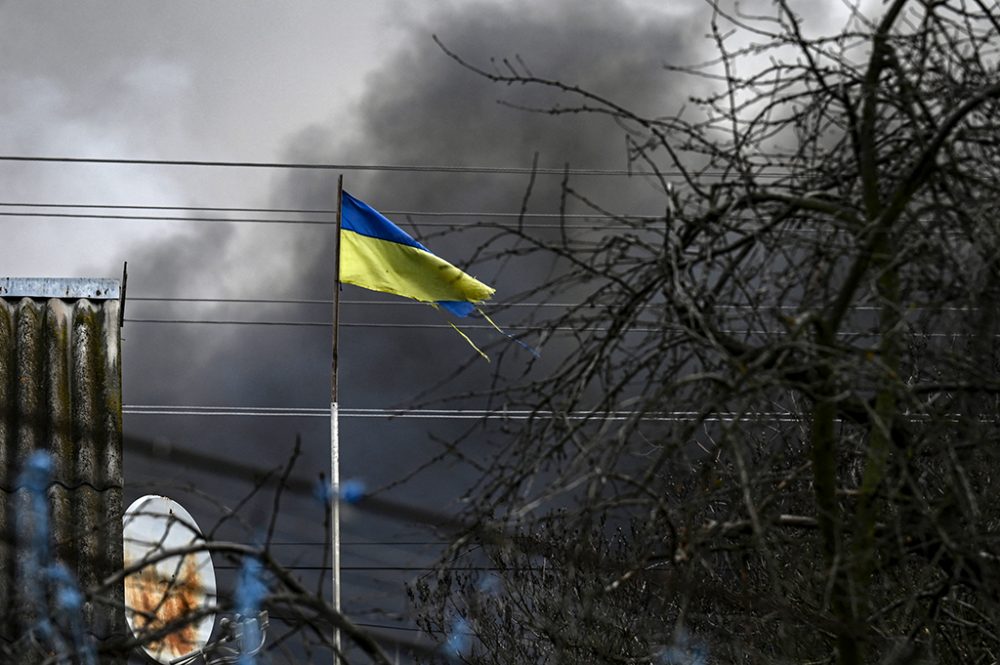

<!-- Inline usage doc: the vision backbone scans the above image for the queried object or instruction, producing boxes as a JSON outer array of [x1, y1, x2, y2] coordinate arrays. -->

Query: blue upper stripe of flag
[[439, 301, 475, 316], [341, 191, 430, 252]]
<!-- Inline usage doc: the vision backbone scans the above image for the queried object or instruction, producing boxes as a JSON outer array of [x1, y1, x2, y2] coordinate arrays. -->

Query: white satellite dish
[[123, 495, 218, 664]]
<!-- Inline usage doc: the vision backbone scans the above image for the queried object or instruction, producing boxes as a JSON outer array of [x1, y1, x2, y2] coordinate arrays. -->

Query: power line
[[122, 404, 808, 422], [0, 153, 789, 177], [119, 316, 751, 333], [0, 209, 651, 230], [133, 296, 336, 305], [0, 154, 642, 174], [131, 296, 945, 313], [0, 201, 310, 214], [123, 317, 566, 331], [269, 542, 448, 547], [215, 565, 518, 572], [125, 316, 973, 339], [0, 210, 332, 226], [130, 296, 579, 308], [132, 296, 966, 315], [126, 316, 779, 334], [352, 622, 428, 636], [0, 200, 662, 220]]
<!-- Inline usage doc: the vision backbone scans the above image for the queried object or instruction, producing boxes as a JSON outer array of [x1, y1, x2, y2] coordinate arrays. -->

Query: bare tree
[[414, 2, 1000, 663]]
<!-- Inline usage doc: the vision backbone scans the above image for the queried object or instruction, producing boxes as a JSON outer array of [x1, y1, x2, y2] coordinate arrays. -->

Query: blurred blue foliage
[[443, 616, 473, 662], [476, 572, 502, 596], [235, 556, 267, 665], [657, 627, 708, 665], [313, 476, 334, 506], [314, 476, 367, 506], [339, 478, 367, 504], [16, 451, 96, 665]]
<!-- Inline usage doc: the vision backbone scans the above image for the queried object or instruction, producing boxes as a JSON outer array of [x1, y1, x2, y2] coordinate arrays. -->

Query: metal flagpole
[[331, 174, 344, 658]]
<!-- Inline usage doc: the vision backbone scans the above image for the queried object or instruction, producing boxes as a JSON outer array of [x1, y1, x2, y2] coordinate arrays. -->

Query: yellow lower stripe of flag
[[340, 229, 494, 305]]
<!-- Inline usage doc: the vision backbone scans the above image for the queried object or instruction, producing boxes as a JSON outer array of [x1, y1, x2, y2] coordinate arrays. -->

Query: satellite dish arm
[[168, 612, 269, 665]]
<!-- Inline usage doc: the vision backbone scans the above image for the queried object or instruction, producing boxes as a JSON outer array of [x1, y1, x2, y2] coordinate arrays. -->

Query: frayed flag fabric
[[339, 191, 494, 316]]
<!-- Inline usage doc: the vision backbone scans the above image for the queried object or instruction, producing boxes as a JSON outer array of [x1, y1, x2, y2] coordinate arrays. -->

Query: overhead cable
[[0, 153, 790, 177], [123, 317, 751, 334], [130, 296, 923, 313], [130, 296, 581, 308], [123, 404, 808, 422], [0, 200, 663, 219], [123, 316, 626, 331], [215, 565, 500, 571], [123, 316, 968, 337], [0, 209, 651, 230], [269, 541, 447, 547]]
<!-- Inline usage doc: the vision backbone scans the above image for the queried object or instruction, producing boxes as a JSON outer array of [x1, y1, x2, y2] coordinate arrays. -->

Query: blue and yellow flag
[[339, 191, 494, 316]]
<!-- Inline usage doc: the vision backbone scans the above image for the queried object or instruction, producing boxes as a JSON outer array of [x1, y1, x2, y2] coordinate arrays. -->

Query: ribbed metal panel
[[0, 287, 124, 661]]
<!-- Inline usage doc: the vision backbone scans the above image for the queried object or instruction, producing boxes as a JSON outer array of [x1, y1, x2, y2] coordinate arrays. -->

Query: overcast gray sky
[[0, 0, 861, 275], [1, 0, 399, 274], [0, 0, 688, 270]]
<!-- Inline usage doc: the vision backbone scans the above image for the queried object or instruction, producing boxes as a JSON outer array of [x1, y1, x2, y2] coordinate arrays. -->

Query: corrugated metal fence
[[0, 279, 125, 661]]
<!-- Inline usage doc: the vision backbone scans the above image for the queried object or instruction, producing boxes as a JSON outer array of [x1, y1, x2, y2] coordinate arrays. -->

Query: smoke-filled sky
[[0, 0, 877, 658]]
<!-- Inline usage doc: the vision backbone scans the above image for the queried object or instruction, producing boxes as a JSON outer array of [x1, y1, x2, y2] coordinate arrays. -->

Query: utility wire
[[131, 296, 946, 313], [0, 201, 309, 213], [130, 297, 580, 308], [0, 153, 790, 177], [215, 565, 500, 572], [0, 209, 649, 230], [269, 542, 447, 547], [0, 200, 662, 220], [352, 623, 429, 635], [123, 317, 613, 331], [121, 317, 825, 335], [0, 210, 332, 225], [123, 405, 808, 422], [124, 316, 971, 339]]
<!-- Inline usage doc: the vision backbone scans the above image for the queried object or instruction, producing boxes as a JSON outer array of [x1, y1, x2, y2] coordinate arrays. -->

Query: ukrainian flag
[[339, 192, 495, 316]]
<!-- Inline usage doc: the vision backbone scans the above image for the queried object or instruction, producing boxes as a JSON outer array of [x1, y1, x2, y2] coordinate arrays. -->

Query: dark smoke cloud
[[268, 0, 707, 402], [288, 0, 702, 205]]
